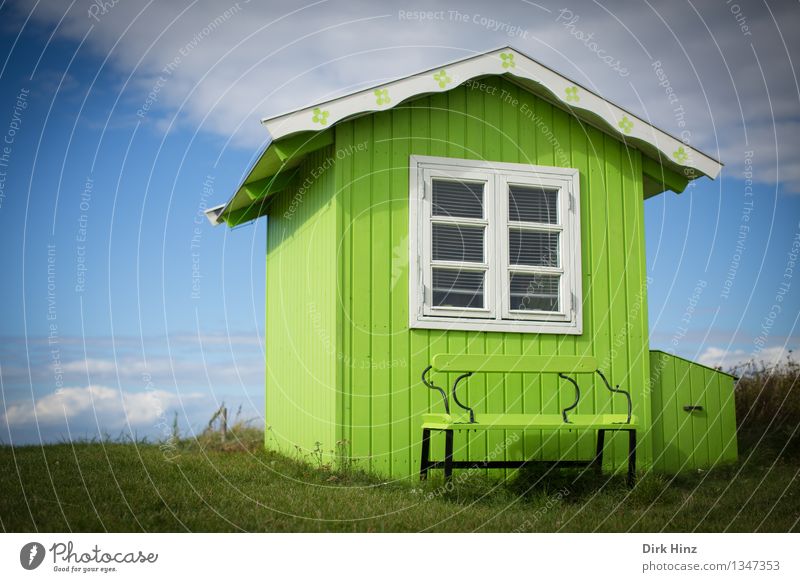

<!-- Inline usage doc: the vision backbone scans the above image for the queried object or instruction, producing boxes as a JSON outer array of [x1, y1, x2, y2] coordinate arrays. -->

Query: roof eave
[[260, 45, 722, 180], [209, 45, 724, 228]]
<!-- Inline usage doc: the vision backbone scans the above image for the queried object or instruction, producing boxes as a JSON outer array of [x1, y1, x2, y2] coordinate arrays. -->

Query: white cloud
[[61, 358, 120, 374], [697, 345, 795, 371], [2, 385, 206, 428], [58, 355, 263, 385], [12, 0, 799, 190], [1, 333, 264, 390]]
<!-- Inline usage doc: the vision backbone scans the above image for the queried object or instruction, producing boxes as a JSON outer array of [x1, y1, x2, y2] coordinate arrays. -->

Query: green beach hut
[[206, 46, 737, 480]]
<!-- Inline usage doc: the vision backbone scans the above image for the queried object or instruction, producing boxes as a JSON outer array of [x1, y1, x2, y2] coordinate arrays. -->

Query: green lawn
[[1, 432, 797, 532]]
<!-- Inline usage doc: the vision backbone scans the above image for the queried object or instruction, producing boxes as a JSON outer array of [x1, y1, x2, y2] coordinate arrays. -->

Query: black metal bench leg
[[420, 428, 431, 480], [593, 429, 606, 475], [444, 429, 454, 482], [627, 429, 637, 488]]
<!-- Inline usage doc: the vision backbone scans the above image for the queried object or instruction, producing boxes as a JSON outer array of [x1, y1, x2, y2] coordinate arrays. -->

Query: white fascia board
[[261, 46, 722, 180], [204, 204, 226, 226]]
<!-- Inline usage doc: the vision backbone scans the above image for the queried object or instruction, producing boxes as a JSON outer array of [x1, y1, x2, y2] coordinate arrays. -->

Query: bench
[[419, 354, 638, 487]]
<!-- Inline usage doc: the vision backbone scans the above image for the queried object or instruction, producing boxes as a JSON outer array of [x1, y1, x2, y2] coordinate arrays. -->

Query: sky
[[0, 0, 798, 444]]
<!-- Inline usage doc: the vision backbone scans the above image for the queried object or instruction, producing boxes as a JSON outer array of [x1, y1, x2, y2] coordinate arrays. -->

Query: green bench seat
[[422, 412, 638, 431], [419, 355, 638, 486]]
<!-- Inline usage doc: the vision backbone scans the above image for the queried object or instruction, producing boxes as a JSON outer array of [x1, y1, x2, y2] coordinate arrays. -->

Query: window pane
[[509, 184, 558, 224], [432, 179, 483, 219], [432, 268, 484, 309], [432, 223, 484, 263], [509, 273, 560, 311], [509, 230, 559, 267]]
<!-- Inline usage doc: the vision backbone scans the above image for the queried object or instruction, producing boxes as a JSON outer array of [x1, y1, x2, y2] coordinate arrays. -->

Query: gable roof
[[207, 46, 722, 227]]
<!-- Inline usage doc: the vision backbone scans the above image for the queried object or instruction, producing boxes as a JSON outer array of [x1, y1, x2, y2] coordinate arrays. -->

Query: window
[[409, 155, 582, 334]]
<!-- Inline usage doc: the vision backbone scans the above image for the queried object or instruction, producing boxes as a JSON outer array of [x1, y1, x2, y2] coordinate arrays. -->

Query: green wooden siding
[[264, 146, 338, 460], [260, 76, 739, 479], [649, 351, 738, 472], [333, 76, 653, 477]]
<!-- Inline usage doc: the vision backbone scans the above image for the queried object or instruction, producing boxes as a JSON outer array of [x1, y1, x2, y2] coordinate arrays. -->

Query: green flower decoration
[[673, 146, 689, 163], [374, 88, 390, 106], [565, 86, 580, 102], [433, 69, 452, 88], [312, 107, 329, 125], [618, 116, 633, 134], [500, 52, 515, 69]]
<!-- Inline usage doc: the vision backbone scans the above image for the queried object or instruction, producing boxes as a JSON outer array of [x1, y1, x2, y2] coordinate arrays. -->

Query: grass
[[734, 354, 800, 458], [1, 361, 797, 533], [1, 429, 797, 532]]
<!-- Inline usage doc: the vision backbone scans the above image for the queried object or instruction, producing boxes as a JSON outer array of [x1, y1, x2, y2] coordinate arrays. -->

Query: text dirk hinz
[[643, 543, 698, 554]]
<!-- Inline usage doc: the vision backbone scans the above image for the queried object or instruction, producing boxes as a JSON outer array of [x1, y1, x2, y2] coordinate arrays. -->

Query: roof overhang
[[207, 46, 722, 227]]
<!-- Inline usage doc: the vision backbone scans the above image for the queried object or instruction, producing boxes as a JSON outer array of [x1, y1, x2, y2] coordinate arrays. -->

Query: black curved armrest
[[595, 369, 632, 424], [558, 373, 581, 423], [422, 365, 449, 414], [451, 372, 475, 423]]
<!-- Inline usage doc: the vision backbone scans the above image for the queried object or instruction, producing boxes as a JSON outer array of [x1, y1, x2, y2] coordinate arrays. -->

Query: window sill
[[409, 315, 583, 335]]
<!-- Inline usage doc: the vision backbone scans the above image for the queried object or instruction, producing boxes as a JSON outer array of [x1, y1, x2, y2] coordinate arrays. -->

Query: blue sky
[[0, 0, 797, 444]]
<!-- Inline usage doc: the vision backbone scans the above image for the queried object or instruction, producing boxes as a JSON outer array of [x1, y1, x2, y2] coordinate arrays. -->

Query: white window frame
[[421, 166, 494, 320], [409, 155, 582, 335]]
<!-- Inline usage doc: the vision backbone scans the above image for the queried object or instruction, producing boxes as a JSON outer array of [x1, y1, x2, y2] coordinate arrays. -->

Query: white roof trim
[[204, 203, 226, 226], [261, 46, 721, 179]]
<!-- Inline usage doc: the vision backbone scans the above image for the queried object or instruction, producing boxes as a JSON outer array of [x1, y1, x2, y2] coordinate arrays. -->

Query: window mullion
[[507, 222, 563, 233], [508, 265, 564, 275], [430, 260, 489, 271], [431, 216, 488, 227], [495, 173, 505, 321]]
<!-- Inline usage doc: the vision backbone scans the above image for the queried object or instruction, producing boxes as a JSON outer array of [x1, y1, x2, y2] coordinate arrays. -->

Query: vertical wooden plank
[[457, 79, 488, 465], [660, 354, 683, 472], [625, 147, 652, 468], [551, 104, 583, 461], [604, 134, 627, 469], [673, 355, 694, 469], [447, 84, 467, 160], [465, 79, 484, 164], [704, 368, 724, 465], [337, 125, 355, 455], [620, 142, 639, 471], [334, 129, 347, 458], [320, 148, 338, 451], [443, 86, 473, 463], [530, 97, 559, 462], [568, 114, 594, 463], [501, 81, 525, 464], [390, 104, 411, 477], [500, 79, 520, 163], [496, 79, 518, 471], [585, 126, 612, 466], [410, 322, 433, 472], [516, 87, 542, 460], [350, 115, 373, 469], [689, 363, 710, 468], [265, 197, 278, 450], [481, 78, 504, 470], [427, 91, 457, 464], [429, 92, 448, 159], [649, 353, 665, 472], [371, 109, 392, 474], [571, 116, 593, 396], [409, 98, 434, 471]]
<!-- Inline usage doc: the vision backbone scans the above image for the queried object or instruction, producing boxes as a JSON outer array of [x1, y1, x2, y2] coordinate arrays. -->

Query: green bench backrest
[[431, 354, 598, 374]]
